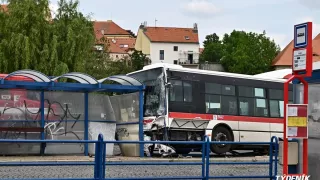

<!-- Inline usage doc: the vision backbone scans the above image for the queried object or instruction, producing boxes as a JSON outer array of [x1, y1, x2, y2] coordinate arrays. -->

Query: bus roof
[[129, 63, 287, 83], [253, 69, 292, 79]]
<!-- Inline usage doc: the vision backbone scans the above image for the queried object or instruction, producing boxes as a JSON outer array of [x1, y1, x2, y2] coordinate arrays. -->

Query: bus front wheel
[[210, 126, 233, 154]]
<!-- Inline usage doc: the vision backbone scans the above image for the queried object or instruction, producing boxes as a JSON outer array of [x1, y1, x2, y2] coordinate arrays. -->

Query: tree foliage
[[0, 0, 95, 76], [86, 47, 150, 79], [199, 33, 223, 63], [200, 30, 281, 75], [0, 0, 150, 79], [129, 49, 151, 71]]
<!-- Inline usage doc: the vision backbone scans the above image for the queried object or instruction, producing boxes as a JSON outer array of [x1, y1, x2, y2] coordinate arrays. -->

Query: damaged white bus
[[127, 63, 293, 155]]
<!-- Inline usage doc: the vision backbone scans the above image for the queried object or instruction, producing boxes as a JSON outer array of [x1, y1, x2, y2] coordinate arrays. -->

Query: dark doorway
[[188, 53, 193, 64]]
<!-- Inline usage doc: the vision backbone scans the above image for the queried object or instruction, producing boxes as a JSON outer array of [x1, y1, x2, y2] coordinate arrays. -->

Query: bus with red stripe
[[127, 63, 293, 155]]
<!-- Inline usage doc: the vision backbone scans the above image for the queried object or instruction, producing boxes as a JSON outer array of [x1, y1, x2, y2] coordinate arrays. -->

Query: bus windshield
[[128, 67, 166, 117]]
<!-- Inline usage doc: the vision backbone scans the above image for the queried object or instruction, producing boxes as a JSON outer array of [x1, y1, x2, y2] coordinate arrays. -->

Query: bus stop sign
[[286, 104, 308, 139], [292, 22, 313, 76]]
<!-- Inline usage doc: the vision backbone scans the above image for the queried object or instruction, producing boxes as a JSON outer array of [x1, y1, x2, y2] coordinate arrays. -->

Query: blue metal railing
[[205, 136, 279, 179], [0, 135, 279, 180]]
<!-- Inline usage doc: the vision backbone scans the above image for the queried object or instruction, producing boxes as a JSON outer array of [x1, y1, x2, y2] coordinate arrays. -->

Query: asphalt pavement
[[0, 145, 282, 179], [0, 164, 282, 180]]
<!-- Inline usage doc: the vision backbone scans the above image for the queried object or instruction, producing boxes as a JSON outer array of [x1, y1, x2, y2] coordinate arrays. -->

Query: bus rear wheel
[[210, 126, 232, 154]]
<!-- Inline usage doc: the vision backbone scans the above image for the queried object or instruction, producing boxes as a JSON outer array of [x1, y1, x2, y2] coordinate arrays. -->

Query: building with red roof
[[135, 22, 200, 68], [93, 20, 136, 60]]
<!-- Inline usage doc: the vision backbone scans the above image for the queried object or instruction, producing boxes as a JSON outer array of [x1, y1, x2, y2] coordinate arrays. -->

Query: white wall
[[150, 42, 200, 64], [110, 53, 129, 61]]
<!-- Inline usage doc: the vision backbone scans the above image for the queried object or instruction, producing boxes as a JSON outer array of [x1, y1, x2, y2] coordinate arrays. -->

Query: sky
[[48, 0, 320, 49]]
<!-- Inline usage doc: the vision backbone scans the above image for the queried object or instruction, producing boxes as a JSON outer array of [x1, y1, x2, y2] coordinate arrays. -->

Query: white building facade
[[150, 42, 200, 65]]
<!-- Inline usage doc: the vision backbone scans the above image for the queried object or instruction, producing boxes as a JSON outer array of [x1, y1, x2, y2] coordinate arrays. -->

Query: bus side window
[[254, 88, 268, 117], [183, 82, 192, 102], [221, 85, 237, 115], [205, 94, 220, 114], [169, 80, 183, 102], [269, 89, 284, 117], [204, 83, 237, 115], [169, 80, 193, 103], [205, 83, 221, 114], [238, 86, 254, 116]]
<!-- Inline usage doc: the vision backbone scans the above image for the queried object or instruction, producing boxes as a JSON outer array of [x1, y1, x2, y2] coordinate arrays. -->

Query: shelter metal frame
[[0, 69, 145, 156]]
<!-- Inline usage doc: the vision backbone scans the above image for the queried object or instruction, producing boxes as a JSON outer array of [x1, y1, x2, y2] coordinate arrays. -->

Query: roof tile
[[94, 20, 130, 37], [142, 27, 199, 43], [107, 38, 136, 54], [272, 33, 320, 66]]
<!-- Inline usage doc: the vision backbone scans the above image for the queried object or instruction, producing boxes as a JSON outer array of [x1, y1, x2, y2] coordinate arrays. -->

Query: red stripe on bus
[[169, 112, 283, 124]]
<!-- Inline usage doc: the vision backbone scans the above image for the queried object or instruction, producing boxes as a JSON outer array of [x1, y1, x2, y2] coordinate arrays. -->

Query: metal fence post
[[272, 136, 279, 179], [201, 136, 207, 180], [205, 136, 210, 180], [269, 137, 273, 180], [101, 135, 106, 179], [138, 90, 144, 157], [84, 92, 89, 156], [94, 134, 104, 179], [40, 90, 45, 155], [94, 135, 101, 179]]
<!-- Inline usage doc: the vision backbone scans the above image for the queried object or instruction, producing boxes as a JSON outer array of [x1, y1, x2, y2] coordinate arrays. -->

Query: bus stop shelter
[[0, 69, 145, 157]]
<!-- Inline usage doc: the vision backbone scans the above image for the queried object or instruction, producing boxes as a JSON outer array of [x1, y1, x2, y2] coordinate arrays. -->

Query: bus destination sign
[[286, 104, 308, 139], [293, 48, 307, 71], [292, 22, 312, 76]]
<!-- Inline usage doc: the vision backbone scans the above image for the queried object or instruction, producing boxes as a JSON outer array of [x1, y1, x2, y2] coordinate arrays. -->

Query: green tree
[[0, 0, 96, 77], [0, 0, 52, 73], [199, 33, 223, 63], [53, 0, 95, 75], [129, 49, 151, 71], [201, 30, 280, 75], [220, 30, 280, 75]]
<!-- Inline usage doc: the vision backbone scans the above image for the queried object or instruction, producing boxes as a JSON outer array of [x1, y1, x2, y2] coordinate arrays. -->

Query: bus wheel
[[210, 126, 232, 154]]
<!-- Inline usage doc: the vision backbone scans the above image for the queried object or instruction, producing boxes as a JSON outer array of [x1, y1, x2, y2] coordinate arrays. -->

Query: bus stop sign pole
[[283, 22, 312, 176]]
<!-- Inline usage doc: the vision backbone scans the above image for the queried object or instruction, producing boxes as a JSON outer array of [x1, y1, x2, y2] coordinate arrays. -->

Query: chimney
[[101, 29, 105, 35], [193, 23, 198, 33], [139, 22, 144, 29], [139, 21, 148, 31]]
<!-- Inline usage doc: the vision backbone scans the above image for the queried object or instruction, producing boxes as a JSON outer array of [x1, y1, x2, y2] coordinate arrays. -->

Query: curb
[[0, 156, 271, 163]]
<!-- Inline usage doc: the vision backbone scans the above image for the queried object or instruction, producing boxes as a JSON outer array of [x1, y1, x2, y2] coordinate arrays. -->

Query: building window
[[116, 55, 118, 58], [204, 83, 237, 115], [173, 46, 178, 51], [173, 60, 178, 64], [160, 50, 164, 60], [185, 36, 190, 40], [169, 80, 192, 102]]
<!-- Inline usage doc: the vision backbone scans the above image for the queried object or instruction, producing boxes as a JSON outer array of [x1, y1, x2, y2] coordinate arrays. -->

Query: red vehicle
[[0, 74, 58, 138]]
